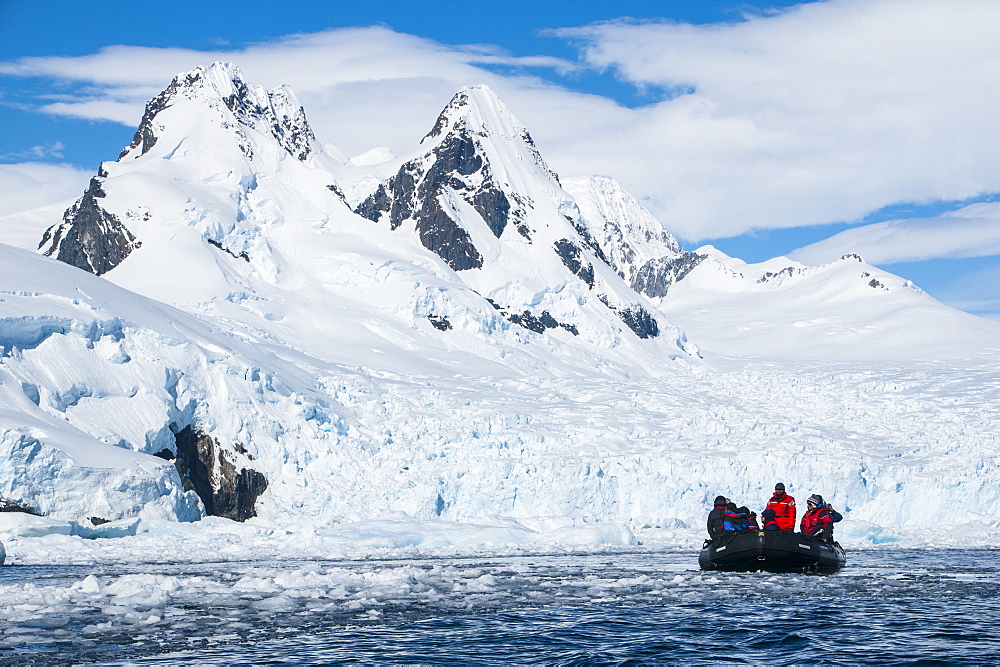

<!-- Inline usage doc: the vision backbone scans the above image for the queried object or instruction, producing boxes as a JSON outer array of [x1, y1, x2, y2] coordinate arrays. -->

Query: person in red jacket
[[800, 494, 843, 542], [765, 482, 796, 531]]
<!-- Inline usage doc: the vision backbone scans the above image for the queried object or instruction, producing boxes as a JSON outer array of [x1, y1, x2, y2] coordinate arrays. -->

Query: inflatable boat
[[699, 530, 846, 573]]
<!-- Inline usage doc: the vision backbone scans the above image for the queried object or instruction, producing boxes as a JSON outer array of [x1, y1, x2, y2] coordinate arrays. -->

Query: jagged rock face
[[0, 498, 41, 515], [119, 62, 316, 163], [172, 425, 267, 522], [41, 61, 323, 279], [632, 253, 706, 298], [596, 296, 660, 339], [562, 175, 702, 298], [356, 87, 671, 342], [355, 89, 538, 271], [554, 238, 596, 288], [38, 177, 140, 276]]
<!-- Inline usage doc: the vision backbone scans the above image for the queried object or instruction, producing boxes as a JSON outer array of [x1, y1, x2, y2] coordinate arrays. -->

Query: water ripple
[[0, 548, 997, 664]]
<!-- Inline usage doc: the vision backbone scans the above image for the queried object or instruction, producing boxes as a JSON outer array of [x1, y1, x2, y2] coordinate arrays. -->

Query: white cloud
[[0, 162, 90, 218], [552, 0, 1000, 239], [0, 28, 583, 161], [3, 3, 1000, 248], [789, 202, 1000, 265], [0, 162, 92, 249], [1, 141, 65, 160]]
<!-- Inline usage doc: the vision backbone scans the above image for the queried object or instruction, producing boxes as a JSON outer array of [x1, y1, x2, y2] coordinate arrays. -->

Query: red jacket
[[766, 492, 796, 531], [800, 506, 834, 541]]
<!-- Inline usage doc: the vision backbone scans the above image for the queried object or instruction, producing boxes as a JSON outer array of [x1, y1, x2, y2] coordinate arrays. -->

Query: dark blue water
[[2, 548, 998, 664]]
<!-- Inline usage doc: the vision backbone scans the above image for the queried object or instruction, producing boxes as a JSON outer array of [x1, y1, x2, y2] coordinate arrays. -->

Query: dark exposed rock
[[563, 214, 611, 268], [326, 183, 348, 205], [432, 132, 483, 177], [206, 237, 250, 262], [153, 448, 175, 461], [631, 252, 705, 298], [416, 196, 483, 271], [221, 75, 315, 161], [482, 295, 577, 335], [119, 74, 189, 159], [497, 306, 578, 336], [617, 305, 660, 339], [758, 266, 798, 283], [598, 295, 660, 339], [86, 177, 107, 198], [355, 183, 392, 224], [172, 425, 268, 522], [559, 321, 580, 336], [39, 178, 140, 276], [120, 65, 315, 163], [869, 278, 887, 290], [428, 315, 452, 331], [355, 91, 532, 270], [554, 239, 595, 288], [470, 182, 511, 238], [0, 498, 41, 515]]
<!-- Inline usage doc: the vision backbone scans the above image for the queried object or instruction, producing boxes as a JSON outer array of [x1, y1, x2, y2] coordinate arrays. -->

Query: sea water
[[1, 549, 998, 664]]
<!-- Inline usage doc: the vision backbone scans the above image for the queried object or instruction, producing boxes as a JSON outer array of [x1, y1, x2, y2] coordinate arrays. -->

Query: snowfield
[[1, 62, 999, 569]]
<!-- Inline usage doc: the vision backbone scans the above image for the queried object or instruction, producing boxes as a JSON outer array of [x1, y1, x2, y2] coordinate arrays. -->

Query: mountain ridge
[[2, 61, 997, 535]]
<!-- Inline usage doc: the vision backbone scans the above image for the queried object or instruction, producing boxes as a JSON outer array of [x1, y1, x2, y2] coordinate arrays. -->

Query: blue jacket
[[723, 508, 751, 531]]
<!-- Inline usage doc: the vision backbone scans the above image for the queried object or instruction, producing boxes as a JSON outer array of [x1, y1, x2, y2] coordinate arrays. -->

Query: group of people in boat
[[707, 482, 843, 543]]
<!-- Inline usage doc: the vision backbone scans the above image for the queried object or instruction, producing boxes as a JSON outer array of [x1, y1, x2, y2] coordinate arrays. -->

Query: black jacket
[[707, 505, 727, 540]]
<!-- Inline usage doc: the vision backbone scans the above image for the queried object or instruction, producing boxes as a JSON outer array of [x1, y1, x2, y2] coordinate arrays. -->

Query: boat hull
[[699, 530, 845, 573]]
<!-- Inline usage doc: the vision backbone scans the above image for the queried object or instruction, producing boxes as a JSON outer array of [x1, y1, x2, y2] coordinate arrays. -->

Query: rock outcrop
[[171, 425, 267, 522], [38, 175, 140, 276]]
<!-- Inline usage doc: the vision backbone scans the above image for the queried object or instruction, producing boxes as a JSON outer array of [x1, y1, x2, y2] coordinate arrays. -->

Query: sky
[[1, 0, 999, 320]]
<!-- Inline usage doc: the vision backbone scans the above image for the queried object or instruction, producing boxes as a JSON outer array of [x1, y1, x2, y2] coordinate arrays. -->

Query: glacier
[[1, 61, 999, 568]]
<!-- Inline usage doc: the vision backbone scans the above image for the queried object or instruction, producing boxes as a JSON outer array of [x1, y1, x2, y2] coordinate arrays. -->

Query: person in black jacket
[[707, 495, 728, 541]]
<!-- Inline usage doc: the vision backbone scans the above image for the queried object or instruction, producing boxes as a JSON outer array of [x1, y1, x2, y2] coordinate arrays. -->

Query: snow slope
[[657, 247, 1000, 361]]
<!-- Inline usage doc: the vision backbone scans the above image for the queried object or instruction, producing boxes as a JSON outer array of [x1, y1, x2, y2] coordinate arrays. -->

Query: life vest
[[723, 509, 750, 531], [800, 506, 834, 541], [766, 492, 796, 531]]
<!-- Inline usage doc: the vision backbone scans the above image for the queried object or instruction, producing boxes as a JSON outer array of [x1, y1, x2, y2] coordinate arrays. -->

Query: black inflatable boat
[[699, 530, 846, 573]]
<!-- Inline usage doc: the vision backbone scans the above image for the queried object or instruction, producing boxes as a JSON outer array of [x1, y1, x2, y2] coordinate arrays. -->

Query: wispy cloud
[[789, 202, 1000, 265], [2, 141, 66, 160], [3, 1, 1000, 260], [553, 0, 1000, 240], [0, 162, 91, 218]]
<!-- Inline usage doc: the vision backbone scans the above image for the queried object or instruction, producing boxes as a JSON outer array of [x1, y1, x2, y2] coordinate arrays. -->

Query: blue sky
[[2, 0, 999, 319]]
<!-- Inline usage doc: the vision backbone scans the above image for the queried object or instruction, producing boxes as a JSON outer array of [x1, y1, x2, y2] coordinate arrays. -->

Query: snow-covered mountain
[[1, 62, 998, 549], [354, 85, 677, 345], [562, 175, 705, 298], [656, 246, 1000, 361]]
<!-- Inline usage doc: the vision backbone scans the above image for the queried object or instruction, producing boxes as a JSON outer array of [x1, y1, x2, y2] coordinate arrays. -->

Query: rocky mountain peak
[[38, 175, 140, 275], [119, 61, 316, 162], [563, 175, 704, 299], [421, 85, 557, 183], [356, 85, 564, 272]]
